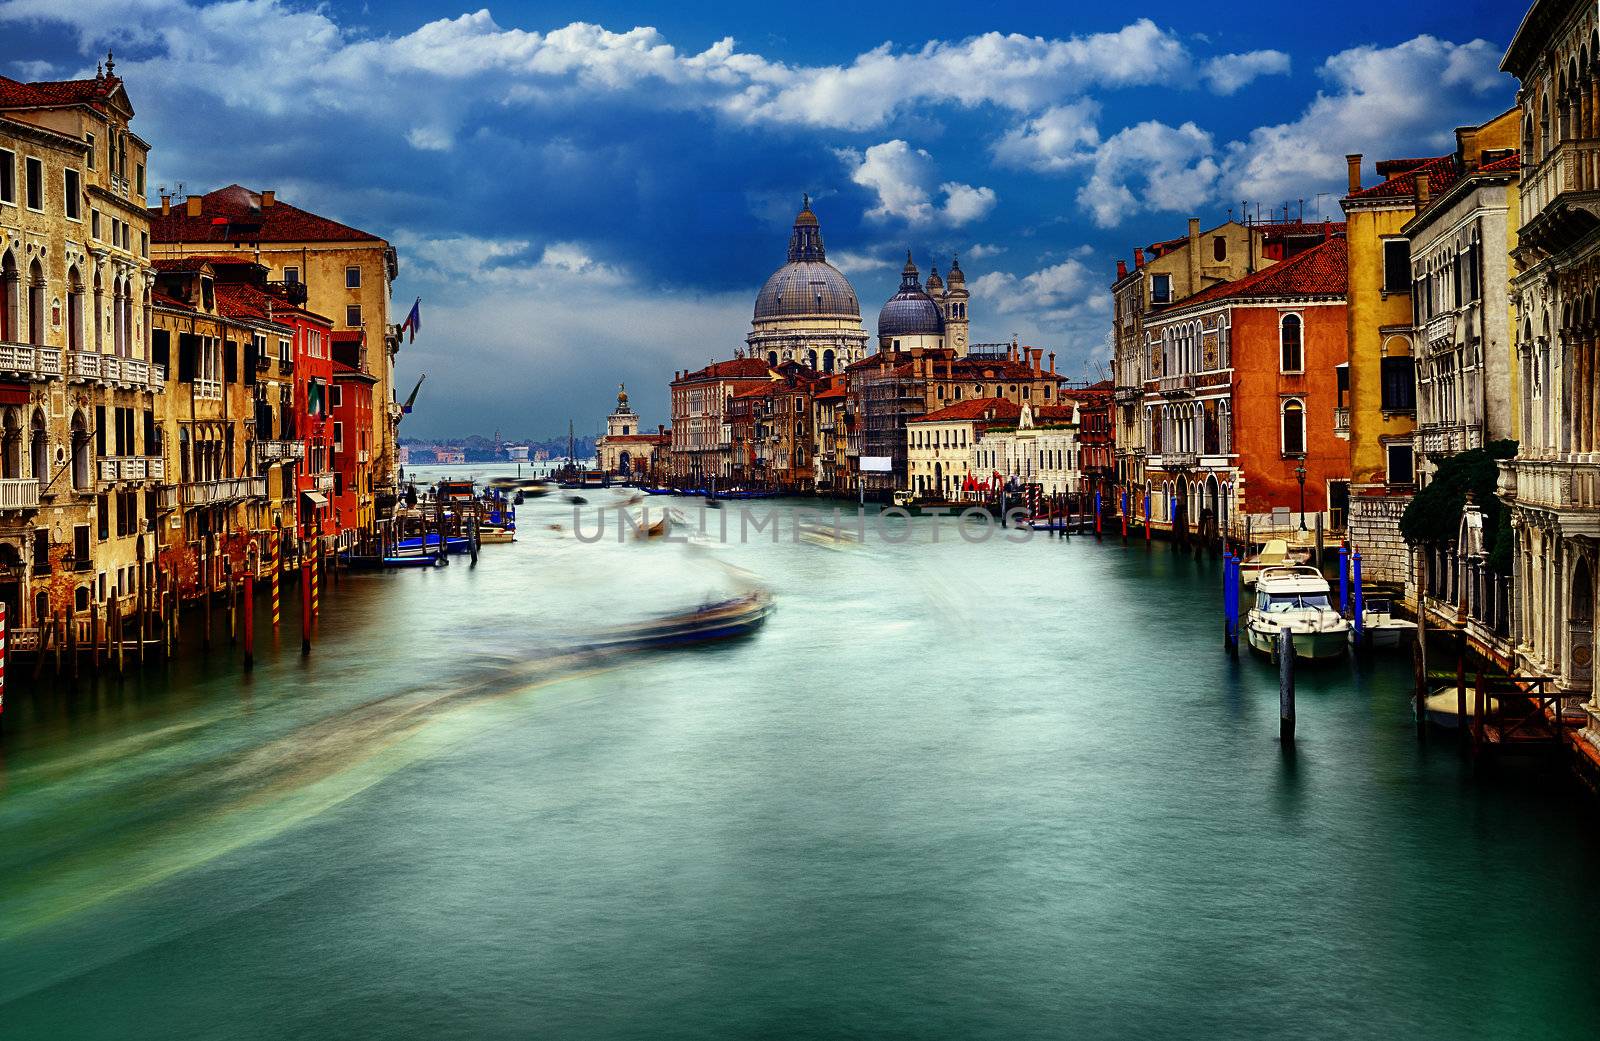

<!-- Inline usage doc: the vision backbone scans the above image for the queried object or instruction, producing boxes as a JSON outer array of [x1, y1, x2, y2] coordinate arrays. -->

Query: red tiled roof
[[1346, 155, 1456, 202], [1479, 152, 1521, 173], [909, 397, 1022, 424], [732, 383, 775, 399], [153, 254, 264, 272], [151, 290, 194, 312], [1172, 236, 1347, 309], [0, 74, 122, 109], [1032, 404, 1078, 423], [149, 185, 382, 245], [1147, 234, 1188, 258], [331, 330, 363, 345], [675, 357, 771, 383]]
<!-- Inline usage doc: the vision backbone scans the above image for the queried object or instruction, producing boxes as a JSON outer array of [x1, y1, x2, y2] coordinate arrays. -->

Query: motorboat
[[1351, 596, 1417, 650], [395, 533, 473, 555], [590, 590, 774, 652], [340, 551, 449, 570], [1245, 566, 1352, 660], [1239, 538, 1310, 587], [477, 528, 516, 544], [1422, 685, 1499, 729]]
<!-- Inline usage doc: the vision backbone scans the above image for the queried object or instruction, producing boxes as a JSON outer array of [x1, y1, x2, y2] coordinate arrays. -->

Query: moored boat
[[1351, 596, 1417, 650], [395, 534, 473, 555], [1245, 565, 1351, 660], [1422, 685, 1500, 729], [1239, 538, 1310, 587]]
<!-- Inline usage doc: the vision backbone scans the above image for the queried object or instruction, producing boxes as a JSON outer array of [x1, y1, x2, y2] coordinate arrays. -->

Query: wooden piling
[[243, 573, 255, 672], [1455, 630, 1468, 749], [228, 572, 237, 642], [1278, 626, 1295, 743], [1415, 549, 1429, 740], [301, 560, 312, 657], [90, 600, 101, 674]]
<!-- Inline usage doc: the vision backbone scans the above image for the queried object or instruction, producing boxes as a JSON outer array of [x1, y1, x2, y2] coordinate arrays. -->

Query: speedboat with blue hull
[[591, 590, 773, 652], [340, 552, 449, 570], [395, 534, 473, 555]]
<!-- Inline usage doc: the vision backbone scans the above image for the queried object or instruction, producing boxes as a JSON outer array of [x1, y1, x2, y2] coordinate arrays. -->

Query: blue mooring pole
[[1223, 553, 1236, 656], [1339, 545, 1350, 615], [1352, 549, 1366, 653]]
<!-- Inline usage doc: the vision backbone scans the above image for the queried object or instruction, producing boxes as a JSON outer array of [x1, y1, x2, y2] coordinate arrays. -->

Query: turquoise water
[[2, 472, 1598, 1039]]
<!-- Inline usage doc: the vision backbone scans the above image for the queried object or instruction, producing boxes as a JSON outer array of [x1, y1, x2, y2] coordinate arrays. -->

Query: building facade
[[1501, 0, 1600, 740]]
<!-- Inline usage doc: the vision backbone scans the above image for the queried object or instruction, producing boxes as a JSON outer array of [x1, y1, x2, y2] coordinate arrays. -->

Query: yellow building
[[1340, 154, 1439, 581], [0, 61, 166, 640], [150, 185, 402, 518]]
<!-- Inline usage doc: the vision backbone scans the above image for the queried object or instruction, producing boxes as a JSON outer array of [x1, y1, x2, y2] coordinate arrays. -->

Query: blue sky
[[1, 1, 1522, 439]]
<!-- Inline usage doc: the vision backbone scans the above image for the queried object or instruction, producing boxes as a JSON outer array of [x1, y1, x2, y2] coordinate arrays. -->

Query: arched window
[[1280, 313, 1303, 373], [26, 259, 45, 345], [0, 249, 18, 342], [1281, 399, 1305, 456], [70, 411, 90, 491], [806, 349, 818, 370], [766, 351, 778, 367], [66, 265, 83, 352], [30, 408, 47, 485]]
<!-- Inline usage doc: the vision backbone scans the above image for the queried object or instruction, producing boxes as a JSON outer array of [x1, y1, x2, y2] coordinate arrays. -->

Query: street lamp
[[1295, 457, 1308, 531]]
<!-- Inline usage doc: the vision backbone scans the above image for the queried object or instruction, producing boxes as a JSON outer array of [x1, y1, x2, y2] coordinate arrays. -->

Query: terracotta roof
[[1261, 219, 1347, 239], [910, 398, 1022, 424], [331, 330, 363, 345], [151, 290, 194, 312], [674, 357, 771, 383], [1346, 155, 1456, 202], [1147, 234, 1188, 258], [152, 254, 264, 272], [1172, 237, 1348, 309], [149, 185, 383, 245], [1032, 404, 1079, 423], [1479, 152, 1521, 173], [732, 384, 776, 399], [0, 74, 122, 109], [213, 282, 328, 327]]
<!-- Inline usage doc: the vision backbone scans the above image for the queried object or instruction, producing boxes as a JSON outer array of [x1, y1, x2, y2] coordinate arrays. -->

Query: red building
[[209, 268, 338, 547], [1140, 236, 1350, 542], [1062, 380, 1115, 502], [332, 330, 376, 543]]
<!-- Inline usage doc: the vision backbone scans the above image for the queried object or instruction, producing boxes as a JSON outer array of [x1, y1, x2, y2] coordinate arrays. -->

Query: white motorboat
[[1245, 566, 1352, 660], [1350, 596, 1417, 649], [1238, 538, 1310, 587], [1422, 685, 1499, 729]]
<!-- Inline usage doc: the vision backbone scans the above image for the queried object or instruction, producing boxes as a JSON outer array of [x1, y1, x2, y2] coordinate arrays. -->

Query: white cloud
[[0, 3, 1306, 151], [1077, 121, 1220, 228], [841, 140, 997, 226], [1222, 35, 1510, 203], [964, 243, 1006, 260], [1200, 50, 1291, 95], [829, 249, 899, 273], [992, 100, 1102, 172]]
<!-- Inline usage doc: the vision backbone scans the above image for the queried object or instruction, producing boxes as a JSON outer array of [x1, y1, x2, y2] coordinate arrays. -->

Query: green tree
[[1398, 440, 1517, 572]]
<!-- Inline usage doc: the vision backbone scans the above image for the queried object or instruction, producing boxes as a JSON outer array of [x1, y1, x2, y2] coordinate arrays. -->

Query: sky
[[0, 0, 1525, 439]]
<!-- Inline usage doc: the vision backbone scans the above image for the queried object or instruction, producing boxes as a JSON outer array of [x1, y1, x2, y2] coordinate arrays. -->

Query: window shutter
[[178, 333, 198, 382], [224, 339, 238, 383]]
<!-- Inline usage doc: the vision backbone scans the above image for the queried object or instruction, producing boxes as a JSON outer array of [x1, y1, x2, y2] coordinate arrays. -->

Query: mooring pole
[[1339, 544, 1350, 615], [1352, 549, 1366, 655], [244, 572, 256, 672], [1094, 490, 1102, 538], [1278, 626, 1296, 743], [301, 560, 312, 657], [1143, 491, 1151, 544], [1121, 489, 1129, 542], [1223, 553, 1235, 654], [1415, 549, 1429, 740]]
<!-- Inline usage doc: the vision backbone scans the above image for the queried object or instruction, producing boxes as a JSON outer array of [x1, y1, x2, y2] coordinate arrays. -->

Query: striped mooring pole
[[0, 601, 7, 725], [271, 535, 281, 631]]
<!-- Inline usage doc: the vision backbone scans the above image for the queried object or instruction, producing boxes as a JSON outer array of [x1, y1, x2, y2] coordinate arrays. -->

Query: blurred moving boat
[[592, 590, 774, 651], [478, 528, 515, 544]]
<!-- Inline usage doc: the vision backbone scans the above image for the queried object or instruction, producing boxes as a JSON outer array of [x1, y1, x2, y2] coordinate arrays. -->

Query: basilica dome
[[877, 253, 945, 338], [752, 197, 860, 321]]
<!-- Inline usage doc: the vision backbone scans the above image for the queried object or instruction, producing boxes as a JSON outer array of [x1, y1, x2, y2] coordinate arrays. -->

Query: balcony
[[1334, 406, 1350, 434], [180, 476, 266, 506], [1158, 373, 1195, 399], [1519, 141, 1600, 251], [1113, 384, 1143, 405], [0, 342, 63, 380], [97, 456, 167, 482], [195, 378, 223, 401], [1509, 458, 1600, 514], [1423, 310, 1457, 350], [62, 351, 166, 390], [315, 473, 335, 493], [1417, 423, 1482, 458], [67, 350, 101, 381], [267, 280, 309, 306], [0, 477, 41, 511], [257, 439, 306, 462]]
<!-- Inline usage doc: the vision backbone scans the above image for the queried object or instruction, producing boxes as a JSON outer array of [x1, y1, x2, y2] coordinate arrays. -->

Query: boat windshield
[[1260, 592, 1331, 612]]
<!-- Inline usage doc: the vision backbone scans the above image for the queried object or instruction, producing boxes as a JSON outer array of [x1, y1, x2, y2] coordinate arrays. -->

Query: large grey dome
[[877, 253, 945, 338], [753, 196, 861, 321]]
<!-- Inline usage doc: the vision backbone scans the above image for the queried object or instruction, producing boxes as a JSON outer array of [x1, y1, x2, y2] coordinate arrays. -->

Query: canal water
[[3, 469, 1598, 1040]]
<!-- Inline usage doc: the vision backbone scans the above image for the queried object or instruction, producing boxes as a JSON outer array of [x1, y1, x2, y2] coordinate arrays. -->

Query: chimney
[[1116, 259, 1128, 279], [1134, 247, 1146, 269], [185, 194, 202, 217], [159, 194, 171, 216], [1346, 154, 1362, 194], [1414, 173, 1430, 208], [1049, 351, 1056, 375], [261, 190, 276, 208]]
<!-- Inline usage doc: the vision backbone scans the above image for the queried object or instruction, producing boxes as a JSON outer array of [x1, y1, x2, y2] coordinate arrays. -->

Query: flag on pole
[[400, 298, 422, 343]]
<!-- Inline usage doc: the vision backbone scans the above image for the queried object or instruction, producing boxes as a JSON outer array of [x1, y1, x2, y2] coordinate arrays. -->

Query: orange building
[[1141, 236, 1350, 542]]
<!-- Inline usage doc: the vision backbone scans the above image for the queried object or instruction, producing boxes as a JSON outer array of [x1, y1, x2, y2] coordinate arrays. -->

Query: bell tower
[[607, 383, 637, 438], [945, 255, 970, 356]]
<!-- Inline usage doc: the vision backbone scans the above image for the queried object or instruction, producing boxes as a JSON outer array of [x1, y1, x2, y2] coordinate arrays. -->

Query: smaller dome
[[946, 255, 965, 285], [878, 252, 945, 339], [925, 264, 944, 293]]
